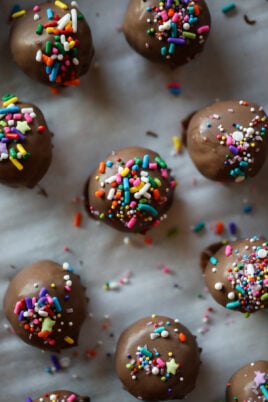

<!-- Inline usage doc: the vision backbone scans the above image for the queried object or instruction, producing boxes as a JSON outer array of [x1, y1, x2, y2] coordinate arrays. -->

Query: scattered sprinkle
[[243, 14, 256, 25], [221, 3, 236, 14]]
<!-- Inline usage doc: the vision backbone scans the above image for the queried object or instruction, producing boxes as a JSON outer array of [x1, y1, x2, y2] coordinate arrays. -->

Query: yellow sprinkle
[[68, 40, 76, 49], [3, 97, 19, 107], [168, 352, 173, 357], [64, 336, 75, 344], [46, 27, 54, 34], [172, 136, 182, 153], [151, 313, 156, 318], [9, 157, 23, 171], [16, 144, 27, 156], [50, 283, 56, 288], [12, 10, 26, 18], [120, 167, 130, 177], [55, 0, 69, 9]]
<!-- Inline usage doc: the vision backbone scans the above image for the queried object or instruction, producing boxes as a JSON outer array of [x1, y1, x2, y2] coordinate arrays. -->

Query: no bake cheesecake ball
[[123, 0, 211, 66], [226, 361, 268, 402], [0, 94, 52, 188], [10, 1, 95, 86], [4, 260, 88, 351], [26, 390, 90, 402], [186, 100, 268, 182], [201, 236, 268, 316], [115, 315, 201, 401], [84, 146, 176, 233]]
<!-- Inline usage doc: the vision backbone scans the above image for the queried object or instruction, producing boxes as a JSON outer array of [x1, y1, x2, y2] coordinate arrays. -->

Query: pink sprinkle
[[13, 113, 22, 120], [47, 338, 56, 345], [64, 246, 70, 252], [225, 245, 233, 256], [14, 301, 22, 314], [156, 357, 166, 368], [172, 13, 179, 22], [116, 173, 122, 183], [133, 178, 141, 186], [127, 216, 137, 229], [24, 113, 33, 123], [197, 25, 210, 34], [47, 295, 53, 304], [33, 5, 40, 12], [263, 279, 268, 285], [160, 10, 168, 21], [67, 395, 77, 402], [226, 135, 233, 146], [5, 113, 12, 121], [161, 168, 168, 178], [126, 159, 134, 168], [162, 267, 171, 274], [149, 162, 157, 169], [130, 201, 137, 208], [4, 126, 10, 134], [64, 285, 71, 292]]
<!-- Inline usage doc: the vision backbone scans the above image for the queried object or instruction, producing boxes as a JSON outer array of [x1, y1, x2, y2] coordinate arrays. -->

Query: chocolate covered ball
[[226, 361, 268, 402], [123, 0, 211, 67], [186, 100, 268, 182], [4, 260, 88, 351], [201, 236, 268, 316], [10, 1, 95, 86], [115, 315, 201, 401], [84, 146, 176, 233], [0, 94, 52, 188], [27, 390, 90, 402]]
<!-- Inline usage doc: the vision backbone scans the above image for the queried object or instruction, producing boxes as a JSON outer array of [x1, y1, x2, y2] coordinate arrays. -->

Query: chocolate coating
[[0, 96, 52, 188], [30, 390, 90, 402], [186, 100, 268, 182], [10, 2, 94, 86], [115, 315, 201, 401], [123, 0, 211, 67], [84, 146, 176, 233], [226, 361, 268, 402], [3, 260, 88, 351], [201, 237, 268, 315]]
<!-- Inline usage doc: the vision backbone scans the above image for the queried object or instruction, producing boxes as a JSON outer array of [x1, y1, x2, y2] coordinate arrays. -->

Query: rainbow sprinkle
[[0, 94, 39, 170], [32, 2, 85, 85], [89, 151, 176, 231], [145, 0, 210, 59], [13, 263, 75, 347]]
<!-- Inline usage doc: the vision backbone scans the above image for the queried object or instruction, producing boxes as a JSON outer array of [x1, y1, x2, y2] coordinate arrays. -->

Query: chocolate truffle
[[201, 236, 268, 316], [115, 315, 201, 401], [186, 100, 268, 182], [226, 360, 268, 402], [26, 390, 90, 402], [10, 1, 94, 86], [123, 0, 211, 66], [84, 146, 176, 233], [3, 260, 88, 351], [0, 94, 52, 188]]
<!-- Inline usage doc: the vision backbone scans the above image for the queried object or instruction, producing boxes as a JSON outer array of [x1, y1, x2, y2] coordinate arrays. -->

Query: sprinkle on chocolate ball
[[4, 260, 88, 351], [0, 94, 52, 188], [84, 147, 176, 233]]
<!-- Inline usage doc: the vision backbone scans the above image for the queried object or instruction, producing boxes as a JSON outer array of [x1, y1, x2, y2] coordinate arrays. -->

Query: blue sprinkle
[[243, 205, 253, 214]]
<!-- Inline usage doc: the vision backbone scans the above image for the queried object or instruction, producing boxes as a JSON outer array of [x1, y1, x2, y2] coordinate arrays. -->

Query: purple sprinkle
[[1, 137, 9, 143], [229, 222, 237, 235], [0, 143, 8, 153], [11, 127, 26, 140], [167, 37, 186, 45], [50, 354, 61, 370], [229, 145, 239, 155], [25, 297, 33, 310], [25, 398, 33, 402], [19, 310, 25, 321], [166, 0, 173, 7], [39, 287, 48, 297]]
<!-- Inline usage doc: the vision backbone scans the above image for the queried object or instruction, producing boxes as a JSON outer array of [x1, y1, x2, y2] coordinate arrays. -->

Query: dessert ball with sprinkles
[[226, 360, 268, 402], [0, 94, 52, 188], [115, 315, 201, 401], [3, 260, 88, 351], [84, 146, 176, 233], [185, 100, 268, 182], [200, 236, 268, 317], [26, 390, 90, 402], [123, 0, 211, 66], [9, 1, 95, 86]]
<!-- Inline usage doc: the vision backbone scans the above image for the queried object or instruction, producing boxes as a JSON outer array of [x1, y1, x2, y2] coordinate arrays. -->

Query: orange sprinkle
[[95, 189, 105, 198], [144, 237, 153, 245], [178, 332, 187, 342], [99, 161, 106, 174], [42, 54, 53, 66], [63, 79, 80, 86], [194, 5, 200, 15], [153, 188, 160, 201], [50, 87, 60, 95], [168, 8, 175, 17], [214, 221, 224, 235], [73, 212, 82, 227], [115, 190, 122, 199]]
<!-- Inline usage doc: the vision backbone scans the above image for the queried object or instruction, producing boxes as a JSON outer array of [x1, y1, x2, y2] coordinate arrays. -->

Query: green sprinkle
[[45, 41, 53, 55], [155, 156, 167, 168], [182, 31, 197, 39], [35, 23, 43, 35], [1, 94, 16, 101], [193, 221, 205, 233]]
